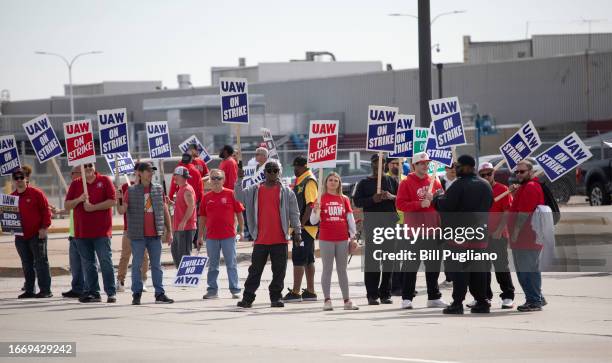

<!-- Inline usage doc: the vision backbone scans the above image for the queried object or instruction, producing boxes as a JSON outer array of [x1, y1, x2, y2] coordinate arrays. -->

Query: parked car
[[575, 145, 612, 205]]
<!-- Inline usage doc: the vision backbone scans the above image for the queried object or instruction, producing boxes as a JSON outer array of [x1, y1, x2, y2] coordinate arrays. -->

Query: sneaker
[[61, 290, 81, 299], [202, 292, 219, 299], [79, 294, 101, 303], [231, 292, 241, 299], [323, 300, 333, 311], [439, 280, 453, 289], [401, 299, 413, 310], [541, 296, 548, 306], [470, 303, 491, 314], [443, 302, 464, 315], [301, 289, 317, 302], [282, 288, 302, 303], [270, 300, 284, 308], [380, 297, 393, 304], [427, 298, 448, 308], [18, 292, 36, 299], [35, 292, 53, 298], [116, 280, 125, 293], [155, 294, 174, 304], [517, 302, 542, 312], [466, 299, 491, 308], [237, 300, 252, 308], [107, 295, 117, 303], [367, 298, 380, 305], [343, 300, 359, 310], [501, 298, 514, 309], [132, 293, 141, 305]]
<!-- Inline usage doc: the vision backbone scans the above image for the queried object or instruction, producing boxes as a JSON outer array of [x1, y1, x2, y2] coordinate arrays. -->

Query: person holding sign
[[197, 169, 244, 300], [506, 160, 546, 312], [170, 166, 197, 268], [219, 145, 238, 191], [188, 143, 210, 181], [11, 167, 53, 299], [234, 160, 302, 308], [65, 162, 117, 303], [61, 167, 87, 298], [283, 156, 318, 303], [310, 172, 359, 311], [117, 162, 174, 305], [169, 153, 203, 203], [352, 154, 398, 306], [395, 152, 446, 310]]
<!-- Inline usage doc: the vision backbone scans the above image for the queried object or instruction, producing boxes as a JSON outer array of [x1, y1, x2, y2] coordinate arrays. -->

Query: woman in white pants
[[310, 172, 359, 311]]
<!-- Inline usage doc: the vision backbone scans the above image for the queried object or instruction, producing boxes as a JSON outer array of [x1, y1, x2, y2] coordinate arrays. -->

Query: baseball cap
[[136, 162, 157, 172], [412, 152, 431, 164], [478, 162, 494, 172], [174, 166, 191, 179]]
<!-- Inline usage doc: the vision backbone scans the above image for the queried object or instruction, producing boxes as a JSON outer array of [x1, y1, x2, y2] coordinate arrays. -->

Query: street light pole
[[35, 51, 102, 122]]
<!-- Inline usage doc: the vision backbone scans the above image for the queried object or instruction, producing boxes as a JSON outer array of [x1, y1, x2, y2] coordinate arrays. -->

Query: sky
[[1, 0, 611, 101]]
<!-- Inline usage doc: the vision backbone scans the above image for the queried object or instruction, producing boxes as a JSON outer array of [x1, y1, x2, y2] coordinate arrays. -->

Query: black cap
[[136, 162, 157, 172], [11, 167, 26, 178], [292, 155, 308, 167], [457, 155, 476, 168], [181, 153, 192, 164]]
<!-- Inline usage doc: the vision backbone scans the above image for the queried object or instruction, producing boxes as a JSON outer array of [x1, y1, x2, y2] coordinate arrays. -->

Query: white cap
[[478, 162, 494, 172], [412, 152, 431, 164]]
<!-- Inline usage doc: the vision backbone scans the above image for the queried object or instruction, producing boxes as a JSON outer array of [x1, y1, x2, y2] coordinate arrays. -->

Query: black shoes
[[282, 288, 302, 303], [79, 294, 102, 303], [62, 290, 81, 298], [380, 297, 393, 304], [35, 292, 53, 298], [301, 289, 317, 302], [237, 300, 252, 308], [155, 294, 174, 304], [367, 298, 380, 305], [443, 302, 464, 315], [470, 302, 491, 314], [107, 296, 117, 303], [18, 292, 36, 299], [270, 300, 285, 308], [132, 293, 141, 305], [517, 302, 542, 312]]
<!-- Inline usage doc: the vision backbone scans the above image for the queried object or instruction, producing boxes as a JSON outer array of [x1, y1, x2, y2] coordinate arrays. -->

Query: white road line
[[341, 354, 460, 363]]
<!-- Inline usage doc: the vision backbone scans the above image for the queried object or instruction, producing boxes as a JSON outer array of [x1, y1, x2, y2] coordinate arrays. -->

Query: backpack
[[539, 182, 561, 225]]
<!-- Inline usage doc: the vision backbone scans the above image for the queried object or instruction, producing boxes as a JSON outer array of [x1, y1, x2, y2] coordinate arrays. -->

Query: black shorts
[[292, 230, 315, 266]]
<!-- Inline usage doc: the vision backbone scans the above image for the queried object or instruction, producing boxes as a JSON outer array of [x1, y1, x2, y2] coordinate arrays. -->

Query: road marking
[[341, 354, 459, 363]]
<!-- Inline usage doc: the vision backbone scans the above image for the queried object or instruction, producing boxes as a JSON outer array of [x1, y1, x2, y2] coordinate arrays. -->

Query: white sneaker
[[401, 299, 413, 309], [427, 298, 448, 308], [344, 300, 359, 310], [323, 300, 333, 311], [231, 293, 241, 299], [202, 292, 219, 299], [501, 298, 514, 309], [116, 280, 125, 293], [141, 284, 148, 293], [439, 280, 453, 288]]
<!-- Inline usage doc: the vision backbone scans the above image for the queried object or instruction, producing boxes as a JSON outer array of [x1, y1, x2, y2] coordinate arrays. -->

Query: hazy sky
[[1, 0, 611, 101]]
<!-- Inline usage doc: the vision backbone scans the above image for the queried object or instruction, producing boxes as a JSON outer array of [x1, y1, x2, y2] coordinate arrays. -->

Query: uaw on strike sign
[[98, 108, 129, 155], [535, 132, 592, 182], [64, 120, 96, 166], [22, 114, 63, 163], [366, 105, 398, 152], [220, 78, 249, 124], [308, 120, 339, 169], [429, 97, 466, 149]]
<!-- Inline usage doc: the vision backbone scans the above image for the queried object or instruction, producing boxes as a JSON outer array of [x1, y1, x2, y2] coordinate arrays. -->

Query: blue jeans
[[69, 237, 85, 294], [513, 249, 542, 306], [15, 236, 52, 294], [131, 237, 164, 296], [76, 237, 116, 297], [206, 237, 240, 294]]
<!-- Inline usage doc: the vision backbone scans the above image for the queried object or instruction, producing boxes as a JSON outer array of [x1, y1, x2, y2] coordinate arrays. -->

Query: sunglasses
[[479, 172, 492, 177], [13, 175, 25, 181], [515, 169, 529, 175], [84, 164, 94, 169], [265, 168, 280, 174], [210, 176, 224, 181]]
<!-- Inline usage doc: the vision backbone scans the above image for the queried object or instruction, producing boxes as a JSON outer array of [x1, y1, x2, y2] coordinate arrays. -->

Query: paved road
[[1, 256, 611, 363]]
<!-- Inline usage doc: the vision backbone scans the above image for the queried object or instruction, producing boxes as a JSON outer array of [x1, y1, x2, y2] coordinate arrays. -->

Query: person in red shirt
[[171, 166, 197, 268], [219, 145, 238, 190], [65, 162, 117, 303], [188, 143, 210, 181], [395, 152, 446, 310], [507, 160, 546, 312], [168, 153, 203, 203], [310, 172, 359, 311], [475, 162, 515, 310], [234, 160, 302, 308], [11, 166, 52, 299], [197, 168, 244, 299]]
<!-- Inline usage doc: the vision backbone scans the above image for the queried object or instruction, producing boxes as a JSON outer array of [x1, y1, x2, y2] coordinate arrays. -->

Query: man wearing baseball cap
[[470, 162, 515, 310], [396, 152, 446, 310], [171, 166, 197, 268]]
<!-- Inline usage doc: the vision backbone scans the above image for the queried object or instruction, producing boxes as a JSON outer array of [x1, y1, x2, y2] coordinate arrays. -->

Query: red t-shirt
[[193, 158, 209, 178], [66, 173, 115, 239], [396, 173, 441, 228], [489, 182, 513, 239], [174, 184, 197, 231], [220, 157, 238, 190], [12, 186, 51, 239], [255, 184, 286, 245], [122, 185, 158, 237], [169, 162, 203, 202], [199, 188, 244, 239], [508, 177, 545, 250], [121, 181, 135, 231], [318, 193, 353, 242]]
